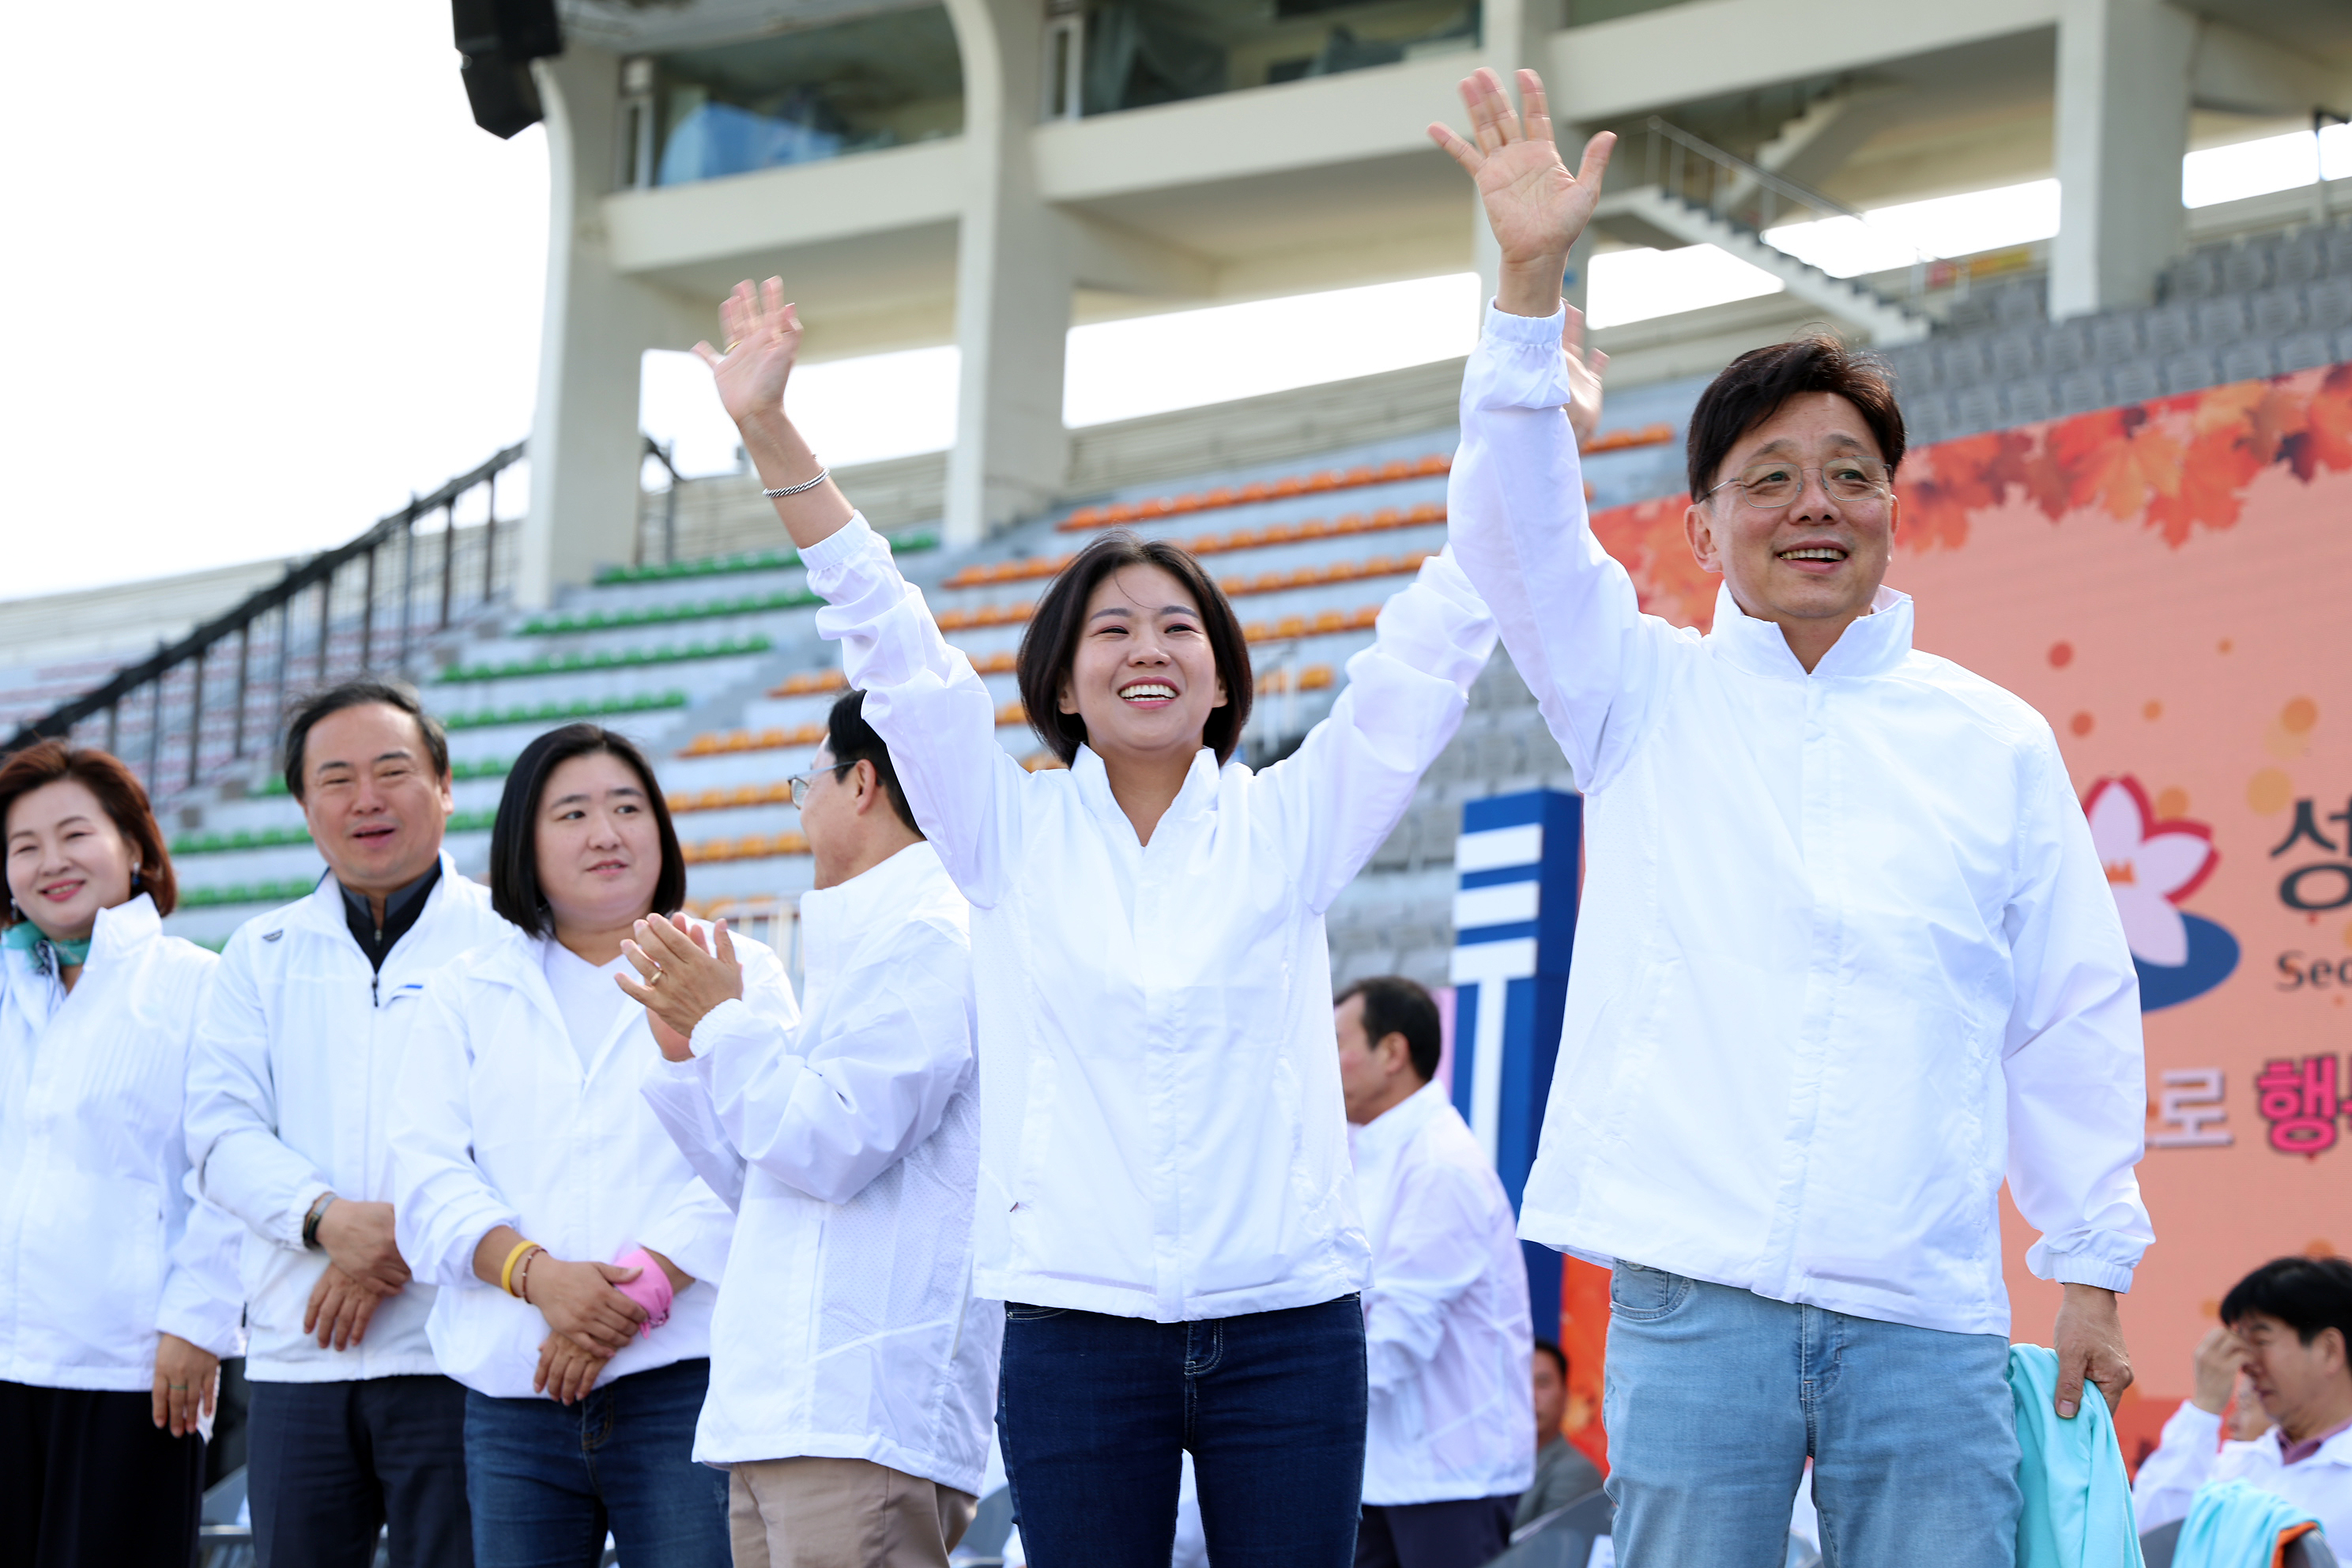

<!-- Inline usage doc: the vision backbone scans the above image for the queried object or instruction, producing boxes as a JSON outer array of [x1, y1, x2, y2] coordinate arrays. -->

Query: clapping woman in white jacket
[[0, 741, 245, 1566], [692, 281, 1499, 1568], [388, 723, 796, 1568]]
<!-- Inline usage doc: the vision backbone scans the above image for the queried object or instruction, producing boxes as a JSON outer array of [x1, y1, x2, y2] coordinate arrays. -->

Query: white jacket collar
[[1351, 1078, 1450, 1162], [85, 892, 161, 971], [801, 841, 947, 974], [462, 918, 652, 1080], [1069, 745, 1223, 839], [1706, 582, 1914, 682], [291, 850, 461, 941]]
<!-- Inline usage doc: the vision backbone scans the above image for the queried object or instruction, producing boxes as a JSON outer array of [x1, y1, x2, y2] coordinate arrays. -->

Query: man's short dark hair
[[283, 678, 450, 802], [489, 724, 686, 937], [1016, 530, 1254, 767], [824, 688, 922, 838], [1686, 334, 1907, 500], [1336, 974, 1442, 1084], [1533, 1338, 1568, 1381], [2220, 1256, 2352, 1350]]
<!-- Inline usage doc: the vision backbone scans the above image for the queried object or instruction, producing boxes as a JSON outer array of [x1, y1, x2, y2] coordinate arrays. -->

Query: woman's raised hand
[[1428, 69, 1614, 317], [693, 278, 803, 432]]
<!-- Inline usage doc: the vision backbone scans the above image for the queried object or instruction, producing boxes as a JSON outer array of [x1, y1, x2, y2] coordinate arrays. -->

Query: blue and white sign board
[[1449, 788, 1582, 1342]]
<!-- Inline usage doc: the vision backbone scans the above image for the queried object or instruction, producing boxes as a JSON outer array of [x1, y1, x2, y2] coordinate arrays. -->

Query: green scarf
[[3, 920, 92, 971]]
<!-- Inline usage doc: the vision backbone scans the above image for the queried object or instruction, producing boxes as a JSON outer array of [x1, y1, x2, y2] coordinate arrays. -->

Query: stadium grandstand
[[2, 0, 2346, 996], [5, 6, 2352, 1523]]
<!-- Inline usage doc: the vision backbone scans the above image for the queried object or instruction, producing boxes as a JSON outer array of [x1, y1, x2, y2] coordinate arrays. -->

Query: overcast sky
[[6, 9, 2344, 603], [2, 5, 548, 602]]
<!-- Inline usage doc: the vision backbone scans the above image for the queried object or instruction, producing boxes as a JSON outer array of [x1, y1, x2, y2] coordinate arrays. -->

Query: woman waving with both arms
[[681, 279, 1502, 1568]]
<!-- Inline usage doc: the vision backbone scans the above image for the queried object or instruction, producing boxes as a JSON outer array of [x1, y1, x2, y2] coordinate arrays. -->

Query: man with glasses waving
[[1431, 68, 2151, 1566]]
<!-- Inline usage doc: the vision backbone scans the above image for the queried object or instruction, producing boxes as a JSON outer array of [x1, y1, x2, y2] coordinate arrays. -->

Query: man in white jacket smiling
[[1430, 68, 2152, 1567], [629, 688, 999, 1568], [187, 680, 507, 1568]]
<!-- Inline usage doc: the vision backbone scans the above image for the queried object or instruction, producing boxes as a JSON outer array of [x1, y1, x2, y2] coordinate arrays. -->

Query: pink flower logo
[[2083, 777, 2218, 967]]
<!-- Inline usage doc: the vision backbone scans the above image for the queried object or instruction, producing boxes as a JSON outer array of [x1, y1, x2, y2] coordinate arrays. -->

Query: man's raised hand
[[1428, 69, 1614, 318], [693, 278, 803, 433]]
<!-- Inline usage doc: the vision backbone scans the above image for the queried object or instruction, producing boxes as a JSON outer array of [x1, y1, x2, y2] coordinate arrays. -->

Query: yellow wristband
[[499, 1239, 542, 1298]]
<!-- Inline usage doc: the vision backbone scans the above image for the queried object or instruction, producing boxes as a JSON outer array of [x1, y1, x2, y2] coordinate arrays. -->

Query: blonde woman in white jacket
[[0, 741, 244, 1566], [692, 281, 1499, 1568], [389, 722, 795, 1568]]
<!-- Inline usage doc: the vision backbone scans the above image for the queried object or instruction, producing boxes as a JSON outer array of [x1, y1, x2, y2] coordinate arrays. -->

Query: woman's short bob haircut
[[0, 741, 178, 922], [489, 723, 685, 937], [1686, 332, 1907, 500], [1015, 530, 1255, 767]]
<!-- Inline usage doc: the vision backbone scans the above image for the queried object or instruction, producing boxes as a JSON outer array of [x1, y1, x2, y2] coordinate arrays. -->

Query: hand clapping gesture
[[618, 914, 746, 1062], [1428, 69, 1615, 319]]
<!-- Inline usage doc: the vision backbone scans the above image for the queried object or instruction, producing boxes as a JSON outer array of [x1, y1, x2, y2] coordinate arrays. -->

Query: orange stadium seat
[[1056, 454, 1453, 532]]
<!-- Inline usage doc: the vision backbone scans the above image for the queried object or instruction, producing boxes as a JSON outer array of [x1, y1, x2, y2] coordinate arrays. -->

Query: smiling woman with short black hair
[[386, 723, 798, 1568], [691, 278, 1502, 1567], [0, 741, 243, 1567]]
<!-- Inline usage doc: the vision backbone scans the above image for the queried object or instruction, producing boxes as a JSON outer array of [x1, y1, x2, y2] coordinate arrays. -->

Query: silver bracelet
[[763, 466, 830, 499]]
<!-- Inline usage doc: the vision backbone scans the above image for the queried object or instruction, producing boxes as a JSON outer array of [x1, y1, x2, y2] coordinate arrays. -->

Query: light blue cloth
[[2174, 1479, 2321, 1568], [2008, 1344, 2146, 1568]]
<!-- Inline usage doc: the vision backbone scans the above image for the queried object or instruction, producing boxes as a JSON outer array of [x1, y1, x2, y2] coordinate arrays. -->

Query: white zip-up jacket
[[639, 842, 999, 1492], [387, 920, 788, 1400], [2132, 1400, 2352, 1546], [1352, 1081, 1533, 1506], [1451, 303, 2153, 1336], [798, 514, 1497, 1321], [186, 857, 507, 1380], [0, 896, 245, 1390]]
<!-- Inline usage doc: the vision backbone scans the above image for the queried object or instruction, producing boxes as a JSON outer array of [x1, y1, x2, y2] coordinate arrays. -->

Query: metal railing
[[4, 443, 527, 802], [639, 435, 686, 568], [1639, 115, 1933, 307]]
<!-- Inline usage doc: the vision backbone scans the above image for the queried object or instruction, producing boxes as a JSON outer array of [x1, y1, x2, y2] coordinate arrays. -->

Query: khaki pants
[[729, 1456, 976, 1568]]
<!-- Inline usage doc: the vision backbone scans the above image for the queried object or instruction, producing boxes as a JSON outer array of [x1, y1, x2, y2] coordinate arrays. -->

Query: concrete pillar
[[941, 0, 1074, 547], [522, 45, 707, 609], [1472, 0, 1577, 317], [2050, 0, 2196, 320]]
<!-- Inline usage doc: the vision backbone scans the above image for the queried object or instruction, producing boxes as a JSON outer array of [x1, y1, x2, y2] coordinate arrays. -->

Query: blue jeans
[[1604, 1265, 2019, 1568], [248, 1374, 473, 1568], [998, 1295, 1368, 1568], [462, 1357, 728, 1568]]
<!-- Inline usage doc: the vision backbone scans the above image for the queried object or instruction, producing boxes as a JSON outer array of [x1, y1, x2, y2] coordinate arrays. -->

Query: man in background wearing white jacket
[[2133, 1256, 2352, 1546], [1336, 976, 1533, 1568], [630, 688, 1001, 1568], [187, 680, 507, 1568]]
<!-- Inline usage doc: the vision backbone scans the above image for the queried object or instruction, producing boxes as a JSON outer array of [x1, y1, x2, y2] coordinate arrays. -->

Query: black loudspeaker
[[454, 0, 564, 139]]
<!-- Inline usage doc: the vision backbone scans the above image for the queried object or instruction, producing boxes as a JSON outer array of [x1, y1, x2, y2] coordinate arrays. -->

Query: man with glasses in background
[[629, 688, 998, 1568], [1431, 68, 2152, 1566]]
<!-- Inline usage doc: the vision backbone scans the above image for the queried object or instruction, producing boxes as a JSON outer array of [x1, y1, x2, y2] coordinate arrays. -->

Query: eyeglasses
[[786, 763, 854, 807], [1703, 458, 1891, 509]]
